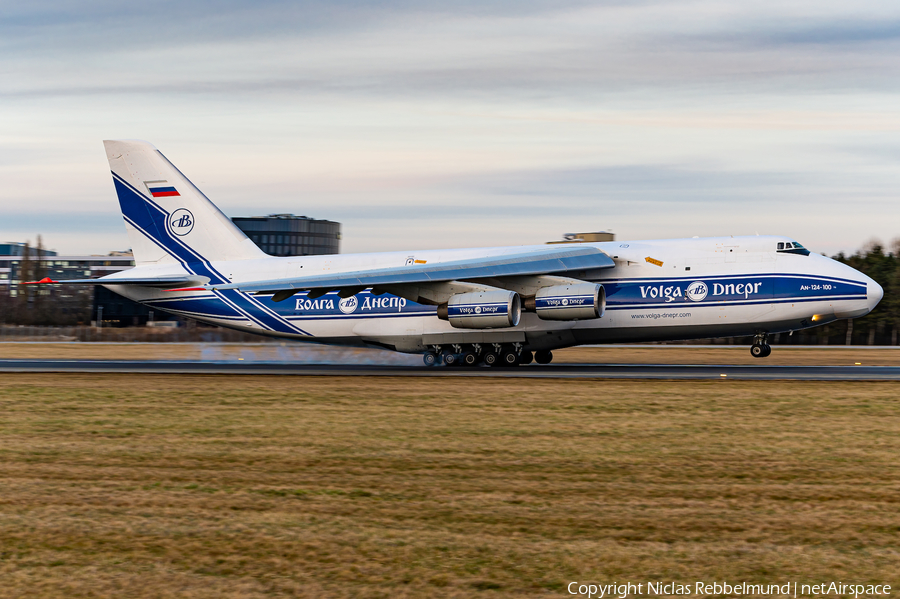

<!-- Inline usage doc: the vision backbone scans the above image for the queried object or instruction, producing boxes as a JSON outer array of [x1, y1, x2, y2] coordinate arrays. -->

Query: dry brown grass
[[555, 346, 900, 366], [0, 343, 244, 361], [0, 374, 898, 598], [1, 342, 898, 366]]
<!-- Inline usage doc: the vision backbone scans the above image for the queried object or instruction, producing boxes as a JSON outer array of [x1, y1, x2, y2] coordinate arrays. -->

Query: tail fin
[[104, 140, 266, 266]]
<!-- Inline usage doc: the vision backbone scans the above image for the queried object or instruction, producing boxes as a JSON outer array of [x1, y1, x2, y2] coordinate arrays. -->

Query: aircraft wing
[[210, 246, 615, 299]]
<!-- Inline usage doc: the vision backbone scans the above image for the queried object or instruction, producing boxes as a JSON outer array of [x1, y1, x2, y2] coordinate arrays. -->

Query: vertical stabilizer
[[103, 140, 266, 266]]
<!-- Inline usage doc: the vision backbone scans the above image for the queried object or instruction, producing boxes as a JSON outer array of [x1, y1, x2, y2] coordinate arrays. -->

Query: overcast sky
[[3, 0, 900, 256]]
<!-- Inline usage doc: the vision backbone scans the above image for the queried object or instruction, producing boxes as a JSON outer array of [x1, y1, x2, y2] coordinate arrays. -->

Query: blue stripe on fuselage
[[602, 274, 866, 309]]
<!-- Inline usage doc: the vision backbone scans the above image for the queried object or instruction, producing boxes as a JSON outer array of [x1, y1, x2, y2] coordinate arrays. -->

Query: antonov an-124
[[31, 140, 884, 366]]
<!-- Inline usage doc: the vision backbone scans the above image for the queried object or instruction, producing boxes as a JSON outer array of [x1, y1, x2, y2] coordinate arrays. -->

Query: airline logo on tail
[[168, 209, 194, 236]]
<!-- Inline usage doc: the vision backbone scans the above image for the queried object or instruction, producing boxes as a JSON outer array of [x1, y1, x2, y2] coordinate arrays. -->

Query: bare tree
[[16, 241, 32, 324]]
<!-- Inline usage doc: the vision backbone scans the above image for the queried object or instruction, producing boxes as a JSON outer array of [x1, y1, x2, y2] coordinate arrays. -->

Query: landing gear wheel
[[443, 353, 459, 366], [482, 352, 499, 367], [519, 350, 534, 365], [423, 352, 439, 367], [534, 350, 553, 365], [500, 349, 519, 367], [751, 332, 770, 359], [460, 351, 478, 367]]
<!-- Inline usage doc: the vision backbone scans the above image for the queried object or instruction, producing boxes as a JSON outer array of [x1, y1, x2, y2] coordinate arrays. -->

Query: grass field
[[1, 374, 899, 598]]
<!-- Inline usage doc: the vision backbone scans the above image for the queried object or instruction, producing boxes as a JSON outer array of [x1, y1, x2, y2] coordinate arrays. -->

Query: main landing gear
[[750, 333, 772, 358], [422, 343, 549, 367]]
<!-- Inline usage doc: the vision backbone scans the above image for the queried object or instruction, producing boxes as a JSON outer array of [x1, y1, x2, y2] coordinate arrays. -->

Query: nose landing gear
[[750, 333, 771, 358]]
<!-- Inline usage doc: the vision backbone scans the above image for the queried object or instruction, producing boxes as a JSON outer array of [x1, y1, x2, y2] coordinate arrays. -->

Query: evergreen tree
[[831, 240, 898, 345]]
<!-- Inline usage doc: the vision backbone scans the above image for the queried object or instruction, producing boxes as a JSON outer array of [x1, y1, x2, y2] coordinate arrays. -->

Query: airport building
[[547, 231, 615, 244], [0, 242, 58, 258], [0, 250, 131, 297], [1, 214, 342, 325], [231, 214, 341, 257], [0, 248, 140, 326]]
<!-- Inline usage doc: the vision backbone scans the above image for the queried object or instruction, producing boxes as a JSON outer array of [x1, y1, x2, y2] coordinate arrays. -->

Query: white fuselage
[[105, 235, 882, 354]]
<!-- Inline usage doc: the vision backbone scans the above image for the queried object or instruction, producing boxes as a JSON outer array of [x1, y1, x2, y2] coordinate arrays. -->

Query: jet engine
[[524, 283, 605, 321], [437, 290, 521, 329]]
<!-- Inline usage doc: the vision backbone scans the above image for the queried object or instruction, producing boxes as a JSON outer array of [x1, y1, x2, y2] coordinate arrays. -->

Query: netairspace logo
[[567, 581, 892, 598]]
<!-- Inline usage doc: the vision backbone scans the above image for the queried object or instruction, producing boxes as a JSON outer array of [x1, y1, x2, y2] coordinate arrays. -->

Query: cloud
[[2, 1, 900, 257], [4, 2, 900, 101]]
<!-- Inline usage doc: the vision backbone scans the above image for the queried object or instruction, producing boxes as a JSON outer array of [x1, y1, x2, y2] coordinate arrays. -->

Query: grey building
[[0, 242, 57, 258], [231, 214, 341, 257], [0, 250, 140, 325], [0, 251, 127, 296], [547, 231, 615, 244]]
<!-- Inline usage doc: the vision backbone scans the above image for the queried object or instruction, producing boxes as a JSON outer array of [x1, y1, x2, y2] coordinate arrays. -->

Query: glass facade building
[[0, 242, 57, 258], [231, 214, 341, 257], [0, 253, 129, 296]]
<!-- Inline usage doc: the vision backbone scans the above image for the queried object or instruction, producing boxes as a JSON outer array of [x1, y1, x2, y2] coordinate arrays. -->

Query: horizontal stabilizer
[[24, 275, 209, 288]]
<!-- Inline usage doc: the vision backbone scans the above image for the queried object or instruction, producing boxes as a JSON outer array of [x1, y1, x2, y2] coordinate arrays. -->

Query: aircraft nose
[[867, 278, 884, 312]]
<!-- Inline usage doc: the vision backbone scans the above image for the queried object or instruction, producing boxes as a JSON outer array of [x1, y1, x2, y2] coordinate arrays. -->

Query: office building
[[232, 214, 341, 257], [547, 231, 616, 244]]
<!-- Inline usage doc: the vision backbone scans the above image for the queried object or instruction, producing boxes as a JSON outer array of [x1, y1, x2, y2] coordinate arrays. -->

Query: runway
[[2, 359, 900, 380]]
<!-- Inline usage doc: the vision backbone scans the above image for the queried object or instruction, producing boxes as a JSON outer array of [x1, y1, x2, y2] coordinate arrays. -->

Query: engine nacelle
[[525, 283, 605, 321], [437, 290, 521, 329]]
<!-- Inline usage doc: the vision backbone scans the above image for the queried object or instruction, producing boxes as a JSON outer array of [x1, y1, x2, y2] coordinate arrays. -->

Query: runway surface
[[2, 359, 900, 380]]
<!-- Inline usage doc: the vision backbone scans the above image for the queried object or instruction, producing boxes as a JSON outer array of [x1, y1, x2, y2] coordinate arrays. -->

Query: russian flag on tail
[[148, 185, 180, 198], [145, 181, 180, 198]]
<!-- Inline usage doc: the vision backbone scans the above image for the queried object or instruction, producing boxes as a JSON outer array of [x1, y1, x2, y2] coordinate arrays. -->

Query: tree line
[[823, 240, 900, 345]]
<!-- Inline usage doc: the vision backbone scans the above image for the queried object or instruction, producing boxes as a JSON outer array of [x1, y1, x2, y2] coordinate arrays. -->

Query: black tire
[[444, 353, 459, 366], [761, 344, 772, 358], [482, 352, 499, 367], [461, 352, 478, 366], [519, 351, 533, 365], [423, 352, 438, 367], [534, 350, 553, 365], [750, 344, 765, 358], [500, 350, 519, 367]]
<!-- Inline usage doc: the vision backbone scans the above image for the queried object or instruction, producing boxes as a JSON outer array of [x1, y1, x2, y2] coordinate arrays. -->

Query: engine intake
[[437, 290, 521, 329], [524, 283, 605, 321]]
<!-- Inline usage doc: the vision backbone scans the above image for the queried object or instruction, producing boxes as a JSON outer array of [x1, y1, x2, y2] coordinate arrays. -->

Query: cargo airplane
[[31, 140, 884, 366]]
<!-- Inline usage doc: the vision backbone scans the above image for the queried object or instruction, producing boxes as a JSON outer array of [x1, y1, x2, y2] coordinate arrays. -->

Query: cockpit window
[[777, 241, 810, 256]]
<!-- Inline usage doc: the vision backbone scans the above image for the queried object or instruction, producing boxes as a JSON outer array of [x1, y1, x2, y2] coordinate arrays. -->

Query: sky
[[2, 0, 900, 256]]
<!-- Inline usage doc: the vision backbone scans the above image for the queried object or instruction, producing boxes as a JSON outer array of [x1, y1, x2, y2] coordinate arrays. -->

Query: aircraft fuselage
[[106, 235, 882, 354]]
